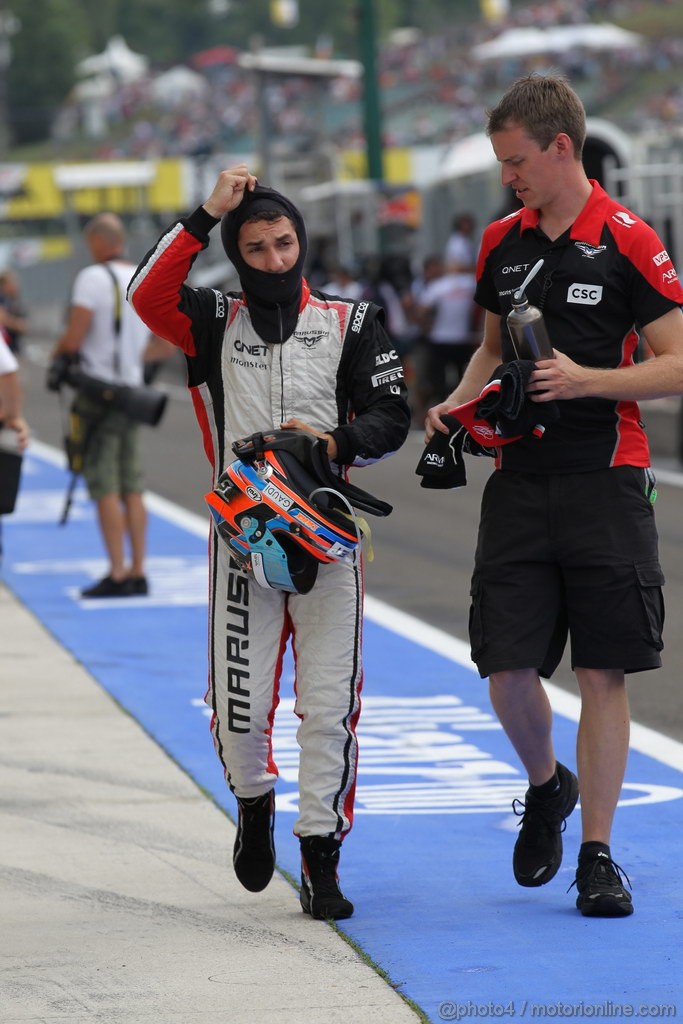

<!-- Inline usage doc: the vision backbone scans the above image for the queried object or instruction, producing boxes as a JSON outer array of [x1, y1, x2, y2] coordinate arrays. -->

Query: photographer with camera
[[49, 212, 173, 598]]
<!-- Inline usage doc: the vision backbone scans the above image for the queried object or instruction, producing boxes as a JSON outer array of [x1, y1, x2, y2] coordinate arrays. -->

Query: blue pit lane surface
[[3, 444, 683, 1022]]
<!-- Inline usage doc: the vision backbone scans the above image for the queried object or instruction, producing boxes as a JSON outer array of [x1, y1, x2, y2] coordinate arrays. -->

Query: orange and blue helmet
[[205, 429, 391, 594]]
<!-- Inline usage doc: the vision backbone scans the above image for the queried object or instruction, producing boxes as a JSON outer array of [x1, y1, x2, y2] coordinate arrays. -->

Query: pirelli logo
[[371, 367, 404, 388]]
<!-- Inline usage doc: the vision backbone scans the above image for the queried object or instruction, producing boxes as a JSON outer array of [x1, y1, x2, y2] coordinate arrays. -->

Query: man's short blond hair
[[486, 73, 586, 159]]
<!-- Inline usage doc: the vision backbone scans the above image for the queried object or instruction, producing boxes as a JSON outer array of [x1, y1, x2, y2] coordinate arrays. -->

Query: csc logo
[[567, 283, 603, 305]]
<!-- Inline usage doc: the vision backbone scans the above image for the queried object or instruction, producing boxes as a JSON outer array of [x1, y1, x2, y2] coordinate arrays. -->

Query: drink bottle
[[506, 258, 554, 360]]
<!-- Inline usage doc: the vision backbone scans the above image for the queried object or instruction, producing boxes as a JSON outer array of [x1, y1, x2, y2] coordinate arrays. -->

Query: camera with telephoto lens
[[47, 353, 167, 427]]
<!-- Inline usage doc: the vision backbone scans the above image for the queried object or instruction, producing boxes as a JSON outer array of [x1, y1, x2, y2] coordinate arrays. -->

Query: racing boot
[[299, 835, 354, 920], [233, 791, 275, 892]]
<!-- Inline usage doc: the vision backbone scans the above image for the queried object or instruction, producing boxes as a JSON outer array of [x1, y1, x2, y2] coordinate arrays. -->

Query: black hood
[[220, 184, 308, 344]]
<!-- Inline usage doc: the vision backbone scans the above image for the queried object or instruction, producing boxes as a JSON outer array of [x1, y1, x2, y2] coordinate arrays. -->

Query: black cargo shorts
[[468, 466, 664, 679]]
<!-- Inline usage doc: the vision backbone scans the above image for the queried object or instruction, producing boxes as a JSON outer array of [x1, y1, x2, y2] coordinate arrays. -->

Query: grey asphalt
[[0, 582, 421, 1024]]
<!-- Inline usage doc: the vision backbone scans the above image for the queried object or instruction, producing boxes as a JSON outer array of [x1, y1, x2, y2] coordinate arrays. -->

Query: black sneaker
[[81, 575, 135, 598], [130, 576, 149, 595], [512, 761, 579, 887], [233, 791, 275, 893], [300, 835, 354, 920], [571, 852, 634, 917]]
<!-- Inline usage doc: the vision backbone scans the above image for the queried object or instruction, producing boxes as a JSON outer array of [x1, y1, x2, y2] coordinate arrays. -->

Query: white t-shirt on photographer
[[72, 260, 150, 386]]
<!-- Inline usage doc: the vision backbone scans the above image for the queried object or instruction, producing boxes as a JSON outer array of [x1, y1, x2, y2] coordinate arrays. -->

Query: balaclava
[[221, 183, 308, 344]]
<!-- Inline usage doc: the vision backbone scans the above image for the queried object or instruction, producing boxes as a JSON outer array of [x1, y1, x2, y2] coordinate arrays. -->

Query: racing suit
[[128, 205, 410, 838]]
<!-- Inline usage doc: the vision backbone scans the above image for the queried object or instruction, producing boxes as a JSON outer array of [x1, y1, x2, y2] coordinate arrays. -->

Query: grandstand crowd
[[52, 0, 683, 163]]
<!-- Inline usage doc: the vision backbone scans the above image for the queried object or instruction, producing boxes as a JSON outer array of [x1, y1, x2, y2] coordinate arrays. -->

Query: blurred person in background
[[362, 253, 417, 357], [408, 253, 445, 421], [0, 269, 29, 356], [416, 257, 480, 408], [444, 212, 478, 272], [321, 264, 364, 301], [128, 164, 410, 920], [50, 213, 173, 599]]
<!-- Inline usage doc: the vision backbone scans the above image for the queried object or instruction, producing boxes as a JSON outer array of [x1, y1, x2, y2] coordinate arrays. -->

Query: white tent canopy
[[435, 132, 498, 183], [149, 66, 209, 106], [76, 35, 149, 84], [473, 22, 644, 61], [474, 27, 551, 61]]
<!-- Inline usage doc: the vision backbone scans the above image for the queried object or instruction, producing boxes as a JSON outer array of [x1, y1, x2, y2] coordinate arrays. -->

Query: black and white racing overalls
[[129, 206, 410, 838]]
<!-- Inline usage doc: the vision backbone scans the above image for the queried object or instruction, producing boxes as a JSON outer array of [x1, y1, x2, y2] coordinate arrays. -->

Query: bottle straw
[[513, 258, 545, 303]]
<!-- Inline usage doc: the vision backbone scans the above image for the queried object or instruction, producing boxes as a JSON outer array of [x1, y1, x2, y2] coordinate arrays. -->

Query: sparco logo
[[567, 283, 603, 305], [214, 289, 225, 318], [653, 250, 670, 267], [245, 486, 261, 502], [351, 301, 370, 333]]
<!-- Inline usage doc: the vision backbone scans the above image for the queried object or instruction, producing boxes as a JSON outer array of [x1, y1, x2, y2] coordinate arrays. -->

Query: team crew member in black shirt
[[426, 74, 683, 917]]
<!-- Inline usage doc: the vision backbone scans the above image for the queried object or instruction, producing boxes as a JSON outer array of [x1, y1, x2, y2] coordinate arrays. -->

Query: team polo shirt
[[475, 180, 683, 473]]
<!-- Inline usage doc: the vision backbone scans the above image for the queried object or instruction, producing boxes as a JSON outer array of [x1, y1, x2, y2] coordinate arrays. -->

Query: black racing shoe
[[233, 791, 276, 893], [512, 762, 579, 887], [299, 836, 354, 920], [571, 852, 634, 917], [81, 575, 135, 598]]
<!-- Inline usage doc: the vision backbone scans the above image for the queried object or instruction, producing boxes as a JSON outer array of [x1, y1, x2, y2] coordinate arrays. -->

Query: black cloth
[[415, 360, 559, 490], [220, 184, 308, 344], [416, 415, 495, 490], [477, 360, 559, 439], [416, 414, 468, 489]]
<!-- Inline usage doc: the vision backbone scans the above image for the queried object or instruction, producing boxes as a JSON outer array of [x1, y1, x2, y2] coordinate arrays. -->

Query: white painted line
[[145, 491, 209, 538], [29, 439, 66, 467], [28, 440, 683, 772]]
